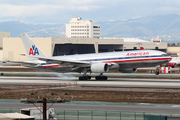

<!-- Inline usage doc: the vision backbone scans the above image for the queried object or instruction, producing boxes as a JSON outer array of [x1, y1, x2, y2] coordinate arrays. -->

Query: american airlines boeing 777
[[19, 33, 171, 80]]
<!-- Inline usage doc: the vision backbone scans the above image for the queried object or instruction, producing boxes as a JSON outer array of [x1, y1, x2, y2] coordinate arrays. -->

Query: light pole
[[123, 47, 126, 51], [136, 43, 142, 50]]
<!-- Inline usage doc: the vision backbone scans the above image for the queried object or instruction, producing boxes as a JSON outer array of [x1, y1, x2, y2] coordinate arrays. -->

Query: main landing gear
[[79, 68, 91, 80], [78, 74, 108, 81], [79, 76, 91, 80], [95, 73, 108, 80], [79, 75, 108, 80], [78, 68, 108, 81], [95, 76, 108, 80]]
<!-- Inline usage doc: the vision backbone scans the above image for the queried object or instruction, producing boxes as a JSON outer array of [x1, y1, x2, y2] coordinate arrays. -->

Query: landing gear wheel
[[84, 76, 89, 80], [155, 71, 159, 75], [95, 76, 108, 80], [155, 67, 160, 75], [79, 76, 83, 80], [79, 76, 91, 81], [88, 76, 91, 80]]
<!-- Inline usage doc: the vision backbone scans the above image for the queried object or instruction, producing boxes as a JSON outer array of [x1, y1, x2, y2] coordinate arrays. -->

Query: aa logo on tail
[[29, 45, 39, 55]]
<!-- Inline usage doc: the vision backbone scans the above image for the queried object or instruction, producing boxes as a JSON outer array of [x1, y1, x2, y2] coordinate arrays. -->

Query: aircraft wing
[[7, 61, 40, 65], [0, 61, 23, 66], [33, 56, 91, 67], [6, 61, 25, 64]]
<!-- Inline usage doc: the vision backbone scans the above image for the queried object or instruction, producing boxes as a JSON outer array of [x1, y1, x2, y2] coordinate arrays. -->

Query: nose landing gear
[[155, 67, 159, 75]]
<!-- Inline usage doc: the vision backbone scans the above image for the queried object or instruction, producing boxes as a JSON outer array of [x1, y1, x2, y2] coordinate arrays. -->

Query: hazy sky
[[1, 0, 180, 24]]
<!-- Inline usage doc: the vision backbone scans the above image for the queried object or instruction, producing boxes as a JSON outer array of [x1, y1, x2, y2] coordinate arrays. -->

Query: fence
[[54, 110, 145, 120], [0, 108, 180, 120], [0, 108, 20, 113]]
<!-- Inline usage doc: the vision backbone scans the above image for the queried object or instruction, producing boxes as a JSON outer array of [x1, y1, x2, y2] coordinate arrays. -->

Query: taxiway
[[1, 99, 180, 113]]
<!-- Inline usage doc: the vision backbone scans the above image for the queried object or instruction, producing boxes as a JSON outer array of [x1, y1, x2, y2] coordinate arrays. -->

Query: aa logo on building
[[29, 45, 39, 55]]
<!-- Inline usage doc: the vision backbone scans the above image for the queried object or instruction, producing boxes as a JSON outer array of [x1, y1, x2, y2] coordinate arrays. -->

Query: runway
[[1, 71, 180, 77], [1, 76, 180, 88]]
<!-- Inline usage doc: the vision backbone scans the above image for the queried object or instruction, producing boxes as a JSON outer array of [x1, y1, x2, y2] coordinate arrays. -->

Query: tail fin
[[20, 33, 46, 60]]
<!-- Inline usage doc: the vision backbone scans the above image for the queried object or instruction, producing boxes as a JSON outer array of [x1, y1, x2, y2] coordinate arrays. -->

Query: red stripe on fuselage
[[43, 64, 60, 68], [102, 57, 171, 63]]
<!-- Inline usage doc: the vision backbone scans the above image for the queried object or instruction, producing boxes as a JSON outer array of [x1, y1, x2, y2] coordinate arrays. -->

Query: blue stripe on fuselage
[[81, 55, 169, 62], [41, 63, 52, 65], [40, 55, 169, 65]]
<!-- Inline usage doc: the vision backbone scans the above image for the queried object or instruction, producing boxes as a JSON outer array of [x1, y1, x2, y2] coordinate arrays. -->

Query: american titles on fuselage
[[126, 52, 149, 56]]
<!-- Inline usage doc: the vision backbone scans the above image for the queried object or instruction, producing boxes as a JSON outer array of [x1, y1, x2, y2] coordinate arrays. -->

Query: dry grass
[[1, 85, 180, 104]]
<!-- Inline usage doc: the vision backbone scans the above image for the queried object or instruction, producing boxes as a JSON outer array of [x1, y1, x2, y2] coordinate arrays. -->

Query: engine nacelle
[[169, 63, 176, 68], [90, 63, 109, 73], [119, 68, 137, 73]]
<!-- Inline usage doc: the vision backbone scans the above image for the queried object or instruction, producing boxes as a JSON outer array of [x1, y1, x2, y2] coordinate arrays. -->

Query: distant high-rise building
[[66, 17, 100, 38], [151, 39, 162, 42]]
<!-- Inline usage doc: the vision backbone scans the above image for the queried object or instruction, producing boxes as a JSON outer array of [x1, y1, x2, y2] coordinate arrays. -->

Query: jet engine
[[90, 63, 109, 73], [119, 68, 137, 73], [169, 63, 176, 68]]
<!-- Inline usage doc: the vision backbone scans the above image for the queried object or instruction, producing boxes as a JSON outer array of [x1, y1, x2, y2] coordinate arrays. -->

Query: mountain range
[[0, 21, 65, 37], [1, 14, 180, 43]]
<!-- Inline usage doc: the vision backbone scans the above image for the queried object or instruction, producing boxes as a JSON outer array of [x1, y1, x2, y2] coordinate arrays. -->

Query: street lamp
[[136, 42, 142, 50], [123, 46, 126, 51]]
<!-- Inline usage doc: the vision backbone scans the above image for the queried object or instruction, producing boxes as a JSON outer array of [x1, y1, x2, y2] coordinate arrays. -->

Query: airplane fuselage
[[32, 49, 171, 72]]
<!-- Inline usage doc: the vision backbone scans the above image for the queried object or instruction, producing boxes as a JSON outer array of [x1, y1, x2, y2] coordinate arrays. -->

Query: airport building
[[66, 17, 100, 38], [2, 35, 169, 61], [0, 31, 10, 50], [2, 36, 124, 61], [0, 32, 10, 61], [167, 47, 180, 57], [123, 38, 167, 52]]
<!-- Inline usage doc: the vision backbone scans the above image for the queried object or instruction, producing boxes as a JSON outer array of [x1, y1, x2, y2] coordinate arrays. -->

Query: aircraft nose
[[168, 56, 172, 61]]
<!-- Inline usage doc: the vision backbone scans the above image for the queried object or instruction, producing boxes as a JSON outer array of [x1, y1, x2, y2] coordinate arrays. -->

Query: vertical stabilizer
[[20, 33, 46, 60]]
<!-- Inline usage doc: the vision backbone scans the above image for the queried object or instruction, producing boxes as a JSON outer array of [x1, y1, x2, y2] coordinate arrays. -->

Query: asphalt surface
[[1, 76, 180, 88]]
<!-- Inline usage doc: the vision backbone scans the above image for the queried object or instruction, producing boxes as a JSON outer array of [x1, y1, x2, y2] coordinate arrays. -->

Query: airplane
[[17, 33, 172, 80], [167, 57, 180, 68]]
